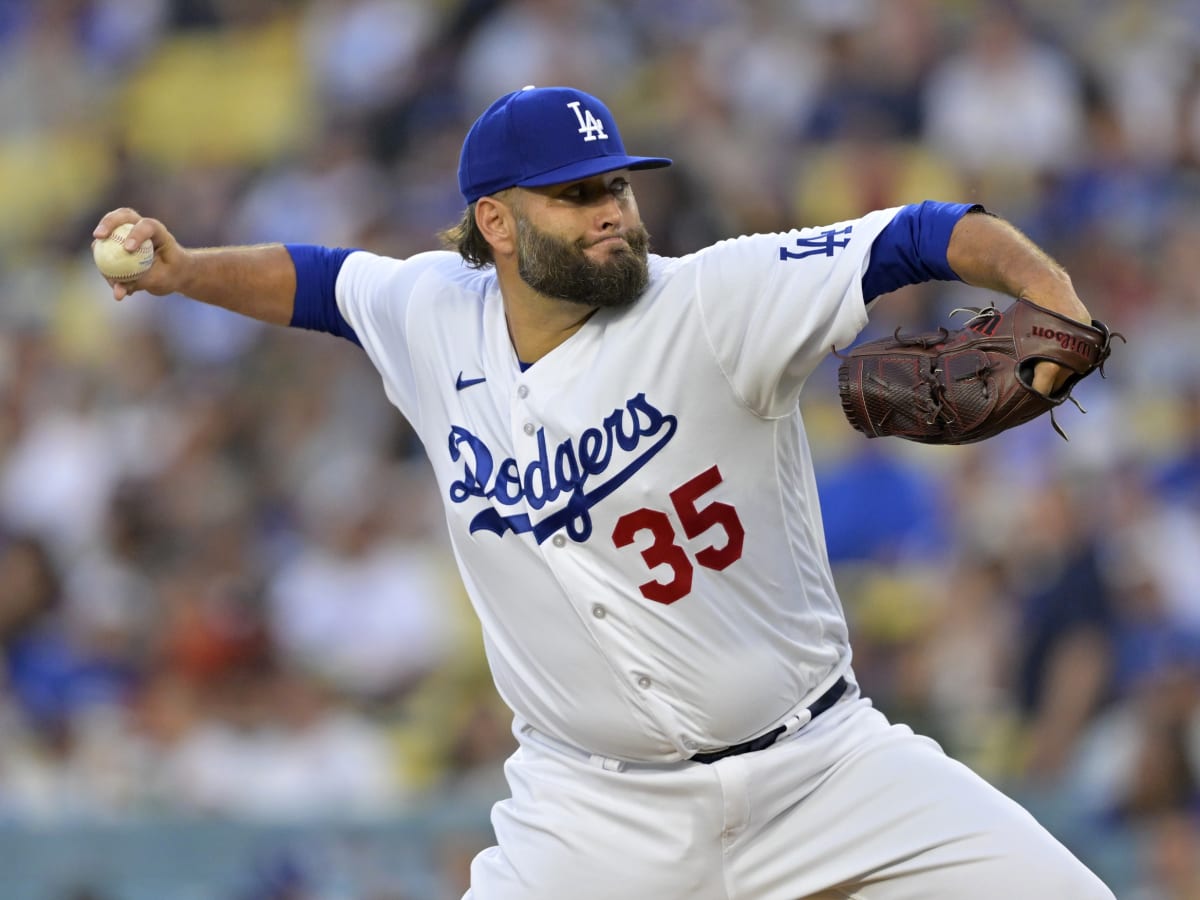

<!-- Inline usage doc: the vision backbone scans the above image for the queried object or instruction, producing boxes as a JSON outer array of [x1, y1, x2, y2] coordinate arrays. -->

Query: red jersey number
[[611, 466, 745, 604]]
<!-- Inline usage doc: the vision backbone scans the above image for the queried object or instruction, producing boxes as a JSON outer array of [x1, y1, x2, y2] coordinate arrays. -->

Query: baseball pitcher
[[92, 86, 1115, 899]]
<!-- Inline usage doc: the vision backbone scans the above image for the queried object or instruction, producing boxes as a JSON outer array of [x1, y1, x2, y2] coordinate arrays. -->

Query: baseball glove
[[837, 297, 1122, 444]]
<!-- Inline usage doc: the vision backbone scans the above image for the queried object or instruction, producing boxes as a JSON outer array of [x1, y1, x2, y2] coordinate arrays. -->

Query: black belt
[[689, 677, 849, 765]]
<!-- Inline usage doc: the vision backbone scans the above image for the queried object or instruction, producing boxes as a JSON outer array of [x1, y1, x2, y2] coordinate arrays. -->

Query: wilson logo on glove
[[1028, 325, 1099, 357]]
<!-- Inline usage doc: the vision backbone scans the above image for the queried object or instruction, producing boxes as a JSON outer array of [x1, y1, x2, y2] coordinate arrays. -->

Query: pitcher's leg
[[728, 701, 1113, 900], [822, 746, 1114, 900], [464, 743, 730, 900]]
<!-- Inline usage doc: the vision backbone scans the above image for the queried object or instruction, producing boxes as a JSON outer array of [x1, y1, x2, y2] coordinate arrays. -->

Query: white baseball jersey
[[333, 208, 898, 762]]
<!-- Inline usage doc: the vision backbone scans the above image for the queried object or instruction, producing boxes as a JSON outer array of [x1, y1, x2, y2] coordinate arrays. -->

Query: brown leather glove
[[837, 297, 1122, 444]]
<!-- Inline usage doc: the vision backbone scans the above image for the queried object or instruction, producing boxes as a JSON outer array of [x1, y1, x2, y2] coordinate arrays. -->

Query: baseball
[[93, 223, 154, 282]]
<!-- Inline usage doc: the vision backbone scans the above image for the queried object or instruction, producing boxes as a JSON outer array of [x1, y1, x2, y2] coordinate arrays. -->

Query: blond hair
[[437, 203, 495, 268]]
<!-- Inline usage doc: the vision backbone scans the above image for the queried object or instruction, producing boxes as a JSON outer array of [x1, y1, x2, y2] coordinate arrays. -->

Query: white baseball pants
[[464, 692, 1114, 899]]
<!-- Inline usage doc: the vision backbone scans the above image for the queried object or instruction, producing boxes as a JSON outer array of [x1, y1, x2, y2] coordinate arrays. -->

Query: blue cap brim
[[515, 154, 673, 189]]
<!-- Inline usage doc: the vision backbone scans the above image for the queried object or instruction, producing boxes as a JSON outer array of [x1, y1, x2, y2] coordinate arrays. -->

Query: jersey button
[[591, 604, 606, 619], [517, 385, 529, 399], [552, 534, 566, 548], [636, 676, 652, 690], [683, 739, 699, 751], [523, 422, 535, 435]]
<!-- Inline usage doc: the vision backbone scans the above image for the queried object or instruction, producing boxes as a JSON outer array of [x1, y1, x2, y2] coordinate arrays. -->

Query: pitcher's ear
[[475, 193, 519, 259]]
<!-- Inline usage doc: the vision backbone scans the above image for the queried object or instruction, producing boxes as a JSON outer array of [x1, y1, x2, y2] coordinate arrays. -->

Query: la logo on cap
[[567, 100, 608, 142]]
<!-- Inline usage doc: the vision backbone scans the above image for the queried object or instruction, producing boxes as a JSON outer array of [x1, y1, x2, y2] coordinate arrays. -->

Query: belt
[[689, 676, 849, 765]]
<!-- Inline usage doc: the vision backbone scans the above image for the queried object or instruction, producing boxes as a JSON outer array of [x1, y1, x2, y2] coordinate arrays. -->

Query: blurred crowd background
[[3, 0, 1200, 897]]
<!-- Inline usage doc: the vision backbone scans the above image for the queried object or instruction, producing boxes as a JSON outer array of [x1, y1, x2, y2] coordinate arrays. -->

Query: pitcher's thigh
[[812, 737, 1114, 900], [463, 746, 730, 900]]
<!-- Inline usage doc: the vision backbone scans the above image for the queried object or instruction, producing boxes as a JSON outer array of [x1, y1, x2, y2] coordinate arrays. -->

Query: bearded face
[[514, 213, 650, 310]]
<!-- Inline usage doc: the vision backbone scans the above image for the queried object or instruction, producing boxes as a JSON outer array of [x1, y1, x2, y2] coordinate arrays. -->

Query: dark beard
[[515, 216, 650, 309]]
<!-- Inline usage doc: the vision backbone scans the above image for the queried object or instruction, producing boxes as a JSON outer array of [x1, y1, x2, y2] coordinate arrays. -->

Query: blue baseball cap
[[457, 86, 673, 203]]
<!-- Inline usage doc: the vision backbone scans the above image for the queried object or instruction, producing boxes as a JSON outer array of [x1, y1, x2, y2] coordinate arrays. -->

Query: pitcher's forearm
[[178, 244, 297, 326], [946, 212, 1089, 324], [93, 210, 300, 325]]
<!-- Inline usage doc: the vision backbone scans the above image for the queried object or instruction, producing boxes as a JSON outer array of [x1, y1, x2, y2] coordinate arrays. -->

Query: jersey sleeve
[[287, 244, 362, 344], [334, 250, 442, 430], [693, 206, 900, 417], [863, 201, 979, 302]]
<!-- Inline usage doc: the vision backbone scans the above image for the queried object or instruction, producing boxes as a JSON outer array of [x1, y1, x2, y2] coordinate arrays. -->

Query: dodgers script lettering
[[447, 393, 678, 543]]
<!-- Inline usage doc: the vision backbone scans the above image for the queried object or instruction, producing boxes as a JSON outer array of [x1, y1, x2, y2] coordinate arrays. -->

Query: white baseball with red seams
[[92, 222, 154, 281]]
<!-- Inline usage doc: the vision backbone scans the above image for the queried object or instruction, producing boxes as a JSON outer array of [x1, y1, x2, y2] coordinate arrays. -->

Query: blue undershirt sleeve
[[862, 201, 985, 303], [285, 244, 362, 346]]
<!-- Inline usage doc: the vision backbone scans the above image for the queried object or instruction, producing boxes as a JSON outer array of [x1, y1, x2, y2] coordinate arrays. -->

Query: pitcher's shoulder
[[342, 249, 496, 304]]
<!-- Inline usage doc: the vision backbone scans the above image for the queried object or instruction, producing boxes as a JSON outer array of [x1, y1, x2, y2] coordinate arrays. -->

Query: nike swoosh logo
[[456, 372, 487, 391]]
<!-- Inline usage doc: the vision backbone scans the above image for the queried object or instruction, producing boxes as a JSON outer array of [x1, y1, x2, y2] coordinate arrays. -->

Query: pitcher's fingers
[[93, 208, 141, 239], [1030, 362, 1057, 397]]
